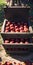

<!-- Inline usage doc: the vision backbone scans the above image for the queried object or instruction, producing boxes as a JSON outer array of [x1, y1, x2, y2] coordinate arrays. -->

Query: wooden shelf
[[1, 32, 33, 34], [4, 6, 30, 9], [2, 44, 33, 55], [3, 43, 33, 48], [1, 5, 33, 58], [2, 43, 33, 45], [1, 32, 33, 39]]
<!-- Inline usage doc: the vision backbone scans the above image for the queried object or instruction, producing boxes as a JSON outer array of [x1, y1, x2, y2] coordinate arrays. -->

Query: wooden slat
[[1, 32, 33, 34], [4, 6, 30, 8], [1, 32, 33, 39], [2, 43, 33, 46], [2, 45, 33, 54]]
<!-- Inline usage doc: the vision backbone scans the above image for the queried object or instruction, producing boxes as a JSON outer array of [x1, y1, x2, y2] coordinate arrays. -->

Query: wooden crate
[[1, 19, 33, 43], [1, 7, 33, 55], [4, 7, 30, 21]]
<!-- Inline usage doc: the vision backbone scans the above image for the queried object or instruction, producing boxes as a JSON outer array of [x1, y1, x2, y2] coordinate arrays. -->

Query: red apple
[[20, 39, 24, 44], [10, 24, 14, 31], [15, 25, 19, 32], [15, 28, 19, 32], [10, 26, 14, 30], [26, 27, 29, 32], [20, 30, 24, 32], [24, 26, 26, 30], [24, 25, 29, 32], [20, 25, 24, 30], [19, 25, 24, 32], [26, 26, 29, 31], [10, 39, 14, 43], [5, 29, 9, 32], [15, 42, 19, 44], [10, 30, 14, 32], [25, 28, 28, 32], [6, 21, 10, 26], [15, 25, 18, 29], [4, 40, 9, 43], [10, 41, 14, 43], [5, 26, 9, 30], [25, 41, 28, 44], [20, 42, 23, 44], [24, 23, 29, 32], [10, 24, 13, 27]]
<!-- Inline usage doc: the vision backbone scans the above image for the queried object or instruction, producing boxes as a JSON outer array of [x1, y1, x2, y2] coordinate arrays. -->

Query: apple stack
[[1, 1, 33, 62]]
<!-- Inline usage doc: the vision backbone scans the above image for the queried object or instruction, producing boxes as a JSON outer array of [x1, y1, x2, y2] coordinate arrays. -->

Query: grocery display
[[1, 0, 33, 63], [4, 20, 29, 32]]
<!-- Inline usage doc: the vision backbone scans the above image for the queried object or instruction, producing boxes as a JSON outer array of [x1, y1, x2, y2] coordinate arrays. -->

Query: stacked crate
[[1, 1, 33, 62]]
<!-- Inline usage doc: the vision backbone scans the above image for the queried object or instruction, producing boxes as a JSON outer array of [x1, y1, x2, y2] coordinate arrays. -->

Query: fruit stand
[[1, 0, 33, 65]]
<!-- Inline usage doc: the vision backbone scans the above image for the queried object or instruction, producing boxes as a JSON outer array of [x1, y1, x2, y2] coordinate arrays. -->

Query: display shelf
[[4, 6, 30, 8], [3, 44, 33, 48], [2, 43, 33, 45], [2, 44, 33, 54], [1, 5, 33, 60], [1, 32, 33, 39]]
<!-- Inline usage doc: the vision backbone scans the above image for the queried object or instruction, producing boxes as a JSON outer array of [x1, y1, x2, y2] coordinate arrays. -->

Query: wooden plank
[[1, 32, 33, 39], [2, 43, 33, 46], [2, 45, 33, 54], [4, 6, 30, 8]]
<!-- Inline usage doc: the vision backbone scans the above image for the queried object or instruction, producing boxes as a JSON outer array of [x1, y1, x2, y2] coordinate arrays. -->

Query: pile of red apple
[[4, 38, 29, 44], [4, 21, 29, 32], [0, 61, 32, 65]]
